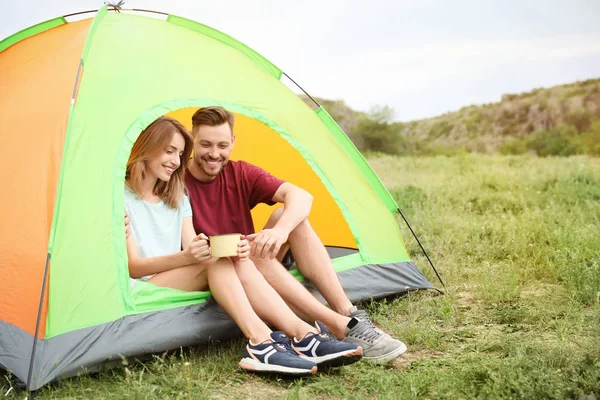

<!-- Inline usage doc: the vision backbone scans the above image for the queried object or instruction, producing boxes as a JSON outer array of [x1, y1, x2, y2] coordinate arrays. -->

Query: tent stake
[[397, 207, 447, 292]]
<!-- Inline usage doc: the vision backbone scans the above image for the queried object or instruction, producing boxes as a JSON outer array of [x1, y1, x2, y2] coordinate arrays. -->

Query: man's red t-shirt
[[185, 160, 285, 236]]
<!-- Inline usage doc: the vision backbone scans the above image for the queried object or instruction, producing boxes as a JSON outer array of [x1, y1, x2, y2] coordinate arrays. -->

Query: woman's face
[[145, 131, 186, 182]]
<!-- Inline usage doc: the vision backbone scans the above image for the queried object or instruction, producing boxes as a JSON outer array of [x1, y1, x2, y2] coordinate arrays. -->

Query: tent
[[0, 6, 437, 390]]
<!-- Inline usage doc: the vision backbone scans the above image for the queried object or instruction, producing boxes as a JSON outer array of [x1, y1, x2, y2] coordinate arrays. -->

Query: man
[[185, 106, 407, 363]]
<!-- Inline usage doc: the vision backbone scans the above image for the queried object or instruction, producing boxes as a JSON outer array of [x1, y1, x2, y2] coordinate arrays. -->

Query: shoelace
[[348, 320, 381, 344], [273, 339, 302, 356], [317, 329, 336, 340], [301, 330, 335, 342], [354, 310, 385, 335]]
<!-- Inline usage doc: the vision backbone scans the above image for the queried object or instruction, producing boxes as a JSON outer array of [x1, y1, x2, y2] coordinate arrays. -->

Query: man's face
[[192, 122, 234, 180]]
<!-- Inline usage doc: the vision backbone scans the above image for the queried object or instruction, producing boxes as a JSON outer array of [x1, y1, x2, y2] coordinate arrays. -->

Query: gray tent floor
[[1, 260, 434, 390]]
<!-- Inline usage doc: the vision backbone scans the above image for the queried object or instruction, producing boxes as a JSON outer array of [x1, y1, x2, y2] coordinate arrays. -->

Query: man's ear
[[232, 133, 236, 148]]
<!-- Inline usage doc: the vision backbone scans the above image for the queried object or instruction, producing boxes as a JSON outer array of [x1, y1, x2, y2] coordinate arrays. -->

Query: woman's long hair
[[126, 116, 193, 209]]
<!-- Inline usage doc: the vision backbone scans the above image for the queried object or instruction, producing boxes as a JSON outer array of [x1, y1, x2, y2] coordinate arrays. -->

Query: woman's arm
[[181, 217, 214, 260], [126, 216, 211, 279], [181, 217, 199, 249]]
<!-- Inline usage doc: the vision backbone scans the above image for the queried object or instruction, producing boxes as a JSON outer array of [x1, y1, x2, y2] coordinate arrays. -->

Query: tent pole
[[63, 9, 100, 18], [282, 72, 321, 109], [26, 253, 51, 396], [396, 207, 447, 292], [63, 8, 168, 19]]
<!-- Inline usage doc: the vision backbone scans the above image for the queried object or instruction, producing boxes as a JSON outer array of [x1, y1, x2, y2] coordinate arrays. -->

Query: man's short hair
[[191, 106, 235, 133]]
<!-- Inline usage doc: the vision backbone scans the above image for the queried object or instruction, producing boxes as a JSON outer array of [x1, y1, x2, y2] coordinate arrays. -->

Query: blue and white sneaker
[[292, 321, 363, 368], [239, 331, 317, 376]]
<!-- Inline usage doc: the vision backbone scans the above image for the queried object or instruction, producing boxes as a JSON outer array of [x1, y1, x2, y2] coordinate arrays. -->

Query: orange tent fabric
[[0, 19, 91, 337]]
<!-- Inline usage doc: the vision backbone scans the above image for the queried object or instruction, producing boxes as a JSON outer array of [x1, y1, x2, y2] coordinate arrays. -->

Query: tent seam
[[165, 15, 282, 80], [80, 6, 107, 65], [0, 17, 66, 53]]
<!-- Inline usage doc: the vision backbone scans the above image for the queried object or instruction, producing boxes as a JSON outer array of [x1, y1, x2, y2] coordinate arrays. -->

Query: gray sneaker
[[343, 306, 407, 363]]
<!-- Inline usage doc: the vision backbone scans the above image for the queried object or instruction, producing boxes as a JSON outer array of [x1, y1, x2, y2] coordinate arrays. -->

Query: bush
[[500, 139, 528, 155], [358, 120, 405, 154], [578, 120, 600, 156], [351, 106, 406, 154], [403, 138, 465, 156], [526, 125, 582, 157]]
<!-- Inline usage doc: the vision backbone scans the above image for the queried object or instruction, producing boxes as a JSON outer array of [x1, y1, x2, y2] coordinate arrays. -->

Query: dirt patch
[[390, 350, 445, 369], [211, 379, 288, 400], [456, 291, 474, 305], [456, 290, 485, 313], [521, 283, 564, 299]]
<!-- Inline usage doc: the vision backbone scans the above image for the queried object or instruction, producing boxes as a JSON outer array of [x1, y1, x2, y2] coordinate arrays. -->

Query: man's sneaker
[[239, 331, 317, 376], [292, 321, 363, 368], [343, 306, 407, 363], [349, 306, 386, 335]]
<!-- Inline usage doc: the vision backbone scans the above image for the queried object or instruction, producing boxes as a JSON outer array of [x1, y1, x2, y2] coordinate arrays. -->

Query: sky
[[2, 0, 600, 121]]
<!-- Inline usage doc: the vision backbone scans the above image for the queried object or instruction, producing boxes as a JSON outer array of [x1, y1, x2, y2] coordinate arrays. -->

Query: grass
[[3, 154, 600, 399]]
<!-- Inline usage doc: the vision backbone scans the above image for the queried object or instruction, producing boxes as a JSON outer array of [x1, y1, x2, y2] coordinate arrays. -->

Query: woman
[[125, 116, 223, 290]]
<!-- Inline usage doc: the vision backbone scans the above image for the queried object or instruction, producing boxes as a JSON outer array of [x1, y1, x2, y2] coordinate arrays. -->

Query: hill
[[301, 78, 600, 156]]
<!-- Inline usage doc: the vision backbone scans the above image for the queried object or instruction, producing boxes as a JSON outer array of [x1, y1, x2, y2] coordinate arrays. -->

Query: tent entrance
[[116, 104, 359, 316]]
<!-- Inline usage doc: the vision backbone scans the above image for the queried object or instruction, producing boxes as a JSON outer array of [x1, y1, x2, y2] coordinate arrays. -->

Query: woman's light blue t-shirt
[[124, 186, 192, 281]]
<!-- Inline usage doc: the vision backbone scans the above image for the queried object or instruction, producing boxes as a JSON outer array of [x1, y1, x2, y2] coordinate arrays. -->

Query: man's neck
[[188, 160, 216, 182]]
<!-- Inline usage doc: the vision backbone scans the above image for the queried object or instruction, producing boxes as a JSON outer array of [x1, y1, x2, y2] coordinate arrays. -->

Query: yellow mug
[[209, 233, 241, 258]]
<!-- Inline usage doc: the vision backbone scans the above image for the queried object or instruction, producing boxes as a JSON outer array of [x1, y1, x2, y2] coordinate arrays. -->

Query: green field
[[3, 155, 599, 399]]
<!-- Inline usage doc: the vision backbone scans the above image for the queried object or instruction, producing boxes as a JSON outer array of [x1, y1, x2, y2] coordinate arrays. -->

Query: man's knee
[[288, 218, 312, 240], [265, 206, 285, 228], [265, 206, 311, 240]]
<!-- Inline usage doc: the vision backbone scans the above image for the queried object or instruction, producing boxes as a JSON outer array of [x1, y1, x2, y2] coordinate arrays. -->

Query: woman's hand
[[124, 211, 131, 239], [233, 235, 251, 261], [187, 233, 211, 263]]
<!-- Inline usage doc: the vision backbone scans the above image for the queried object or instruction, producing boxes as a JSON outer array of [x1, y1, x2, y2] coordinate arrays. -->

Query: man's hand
[[187, 233, 211, 263], [124, 211, 131, 239], [246, 228, 289, 259], [232, 235, 251, 262]]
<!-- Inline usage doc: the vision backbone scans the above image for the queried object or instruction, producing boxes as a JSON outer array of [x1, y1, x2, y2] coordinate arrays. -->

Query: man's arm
[[247, 182, 313, 259], [271, 182, 313, 233]]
